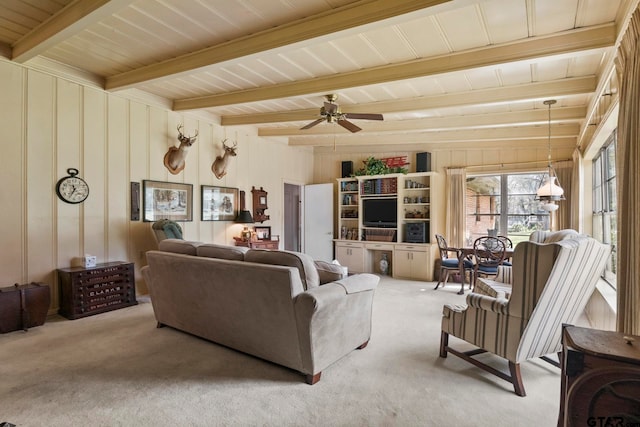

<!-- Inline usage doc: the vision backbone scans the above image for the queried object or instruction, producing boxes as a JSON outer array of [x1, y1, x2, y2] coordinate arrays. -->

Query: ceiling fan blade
[[300, 118, 325, 130], [338, 119, 362, 133], [344, 113, 384, 121], [324, 102, 338, 114]]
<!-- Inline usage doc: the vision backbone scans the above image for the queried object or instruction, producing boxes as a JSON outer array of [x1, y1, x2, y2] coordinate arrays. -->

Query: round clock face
[[56, 169, 89, 204]]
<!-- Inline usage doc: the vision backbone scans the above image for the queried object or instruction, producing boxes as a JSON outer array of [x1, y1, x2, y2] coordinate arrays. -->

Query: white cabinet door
[[335, 242, 365, 273], [394, 245, 430, 281]]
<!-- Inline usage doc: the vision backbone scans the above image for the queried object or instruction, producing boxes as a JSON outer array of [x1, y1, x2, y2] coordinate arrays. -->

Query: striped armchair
[[439, 236, 610, 396]]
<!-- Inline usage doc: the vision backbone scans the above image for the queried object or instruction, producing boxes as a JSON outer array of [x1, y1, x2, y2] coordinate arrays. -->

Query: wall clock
[[56, 168, 89, 204]]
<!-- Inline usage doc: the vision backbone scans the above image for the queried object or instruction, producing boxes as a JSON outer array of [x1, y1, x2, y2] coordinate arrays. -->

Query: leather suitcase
[[0, 282, 50, 333]]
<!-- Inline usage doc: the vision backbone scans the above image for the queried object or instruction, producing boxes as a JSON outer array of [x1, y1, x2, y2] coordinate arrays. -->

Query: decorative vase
[[379, 253, 389, 275]]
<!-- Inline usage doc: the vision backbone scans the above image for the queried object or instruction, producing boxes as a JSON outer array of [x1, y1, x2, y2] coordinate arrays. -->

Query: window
[[592, 131, 617, 285], [466, 172, 550, 246]]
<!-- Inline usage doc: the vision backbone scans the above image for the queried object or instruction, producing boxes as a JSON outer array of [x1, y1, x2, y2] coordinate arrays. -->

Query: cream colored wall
[[0, 60, 314, 310], [314, 142, 575, 243]]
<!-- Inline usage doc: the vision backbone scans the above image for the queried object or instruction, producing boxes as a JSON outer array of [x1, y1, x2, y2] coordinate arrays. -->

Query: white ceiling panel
[[480, 0, 529, 43], [531, 0, 580, 35], [358, 26, 418, 64], [1, 0, 627, 148], [394, 15, 452, 58], [434, 5, 490, 52]]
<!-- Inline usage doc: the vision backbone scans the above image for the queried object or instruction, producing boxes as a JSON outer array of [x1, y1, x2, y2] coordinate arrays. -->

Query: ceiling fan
[[300, 94, 383, 133]]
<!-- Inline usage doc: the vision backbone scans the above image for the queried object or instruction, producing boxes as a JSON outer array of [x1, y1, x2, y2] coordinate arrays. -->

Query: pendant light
[[536, 99, 564, 212]]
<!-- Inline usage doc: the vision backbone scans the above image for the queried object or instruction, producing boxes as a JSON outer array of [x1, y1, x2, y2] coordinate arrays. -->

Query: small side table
[[234, 239, 279, 250]]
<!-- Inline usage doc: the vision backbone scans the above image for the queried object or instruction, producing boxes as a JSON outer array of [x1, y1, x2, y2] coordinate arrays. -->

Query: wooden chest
[[0, 282, 50, 333], [57, 262, 137, 320]]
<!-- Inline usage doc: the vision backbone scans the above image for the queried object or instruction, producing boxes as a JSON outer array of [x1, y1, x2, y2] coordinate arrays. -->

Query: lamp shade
[[540, 202, 560, 212], [235, 210, 254, 224], [536, 175, 564, 201], [235, 189, 254, 223]]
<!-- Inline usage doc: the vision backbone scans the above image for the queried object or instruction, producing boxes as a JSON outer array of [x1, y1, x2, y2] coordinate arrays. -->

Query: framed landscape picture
[[201, 186, 239, 221], [142, 180, 193, 222]]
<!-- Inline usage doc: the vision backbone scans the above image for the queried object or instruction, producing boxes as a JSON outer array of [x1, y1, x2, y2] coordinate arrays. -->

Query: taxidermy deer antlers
[[163, 124, 198, 174], [212, 139, 237, 179]]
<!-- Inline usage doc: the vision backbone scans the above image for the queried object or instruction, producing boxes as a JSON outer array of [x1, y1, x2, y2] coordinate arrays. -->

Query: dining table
[[451, 246, 516, 295]]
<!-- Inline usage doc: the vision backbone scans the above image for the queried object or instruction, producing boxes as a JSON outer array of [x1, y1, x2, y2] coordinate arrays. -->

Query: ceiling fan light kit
[[301, 94, 384, 133]]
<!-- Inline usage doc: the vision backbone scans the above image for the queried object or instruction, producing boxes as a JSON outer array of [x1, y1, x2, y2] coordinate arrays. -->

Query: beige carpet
[[0, 277, 565, 426]]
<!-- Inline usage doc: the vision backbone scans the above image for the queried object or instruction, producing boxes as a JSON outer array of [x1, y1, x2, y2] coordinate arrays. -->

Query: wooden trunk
[[0, 282, 50, 333]]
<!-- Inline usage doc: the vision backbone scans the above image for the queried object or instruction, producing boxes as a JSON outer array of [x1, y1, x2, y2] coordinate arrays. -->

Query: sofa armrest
[[330, 273, 379, 294], [293, 274, 379, 374]]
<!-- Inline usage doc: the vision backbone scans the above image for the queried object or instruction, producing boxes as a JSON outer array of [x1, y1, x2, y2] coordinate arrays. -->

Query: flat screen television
[[362, 198, 397, 228]]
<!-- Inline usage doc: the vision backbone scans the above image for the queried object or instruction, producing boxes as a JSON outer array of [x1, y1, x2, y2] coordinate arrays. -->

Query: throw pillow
[[314, 260, 347, 284]]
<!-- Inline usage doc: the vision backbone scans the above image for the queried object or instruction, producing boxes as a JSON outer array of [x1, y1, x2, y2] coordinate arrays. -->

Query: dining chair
[[471, 236, 506, 288], [434, 234, 473, 294], [497, 235, 513, 266]]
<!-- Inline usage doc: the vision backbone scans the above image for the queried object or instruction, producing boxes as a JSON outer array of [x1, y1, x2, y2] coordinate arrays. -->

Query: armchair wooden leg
[[439, 331, 449, 358], [509, 362, 526, 397], [444, 341, 527, 396]]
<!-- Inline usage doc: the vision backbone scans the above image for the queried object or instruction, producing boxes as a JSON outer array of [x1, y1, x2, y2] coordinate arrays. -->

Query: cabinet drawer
[[365, 242, 394, 251], [395, 244, 428, 252], [335, 241, 364, 248]]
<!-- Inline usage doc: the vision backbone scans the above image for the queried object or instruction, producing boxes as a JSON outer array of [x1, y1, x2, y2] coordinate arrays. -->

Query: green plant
[[353, 157, 407, 176]]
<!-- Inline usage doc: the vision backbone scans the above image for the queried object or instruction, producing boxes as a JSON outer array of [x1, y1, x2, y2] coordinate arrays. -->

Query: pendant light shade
[[536, 99, 565, 212]]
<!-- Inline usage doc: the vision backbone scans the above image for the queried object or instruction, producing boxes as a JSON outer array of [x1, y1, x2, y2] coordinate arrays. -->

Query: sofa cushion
[[314, 260, 347, 284], [197, 243, 248, 261], [245, 249, 320, 290], [158, 239, 202, 255]]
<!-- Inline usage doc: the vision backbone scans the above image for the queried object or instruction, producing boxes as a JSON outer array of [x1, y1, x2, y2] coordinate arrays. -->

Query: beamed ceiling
[[1, 0, 637, 152]]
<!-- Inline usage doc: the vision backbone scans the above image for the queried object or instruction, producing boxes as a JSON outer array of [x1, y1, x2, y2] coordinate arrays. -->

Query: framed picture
[[255, 226, 271, 240], [201, 186, 239, 221], [142, 180, 193, 222]]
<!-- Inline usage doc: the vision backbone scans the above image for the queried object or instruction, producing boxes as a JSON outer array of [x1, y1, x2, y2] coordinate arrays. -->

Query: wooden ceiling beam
[[105, 0, 451, 91], [258, 105, 587, 136], [287, 124, 580, 147], [11, 0, 135, 63], [223, 76, 596, 126], [174, 24, 614, 111]]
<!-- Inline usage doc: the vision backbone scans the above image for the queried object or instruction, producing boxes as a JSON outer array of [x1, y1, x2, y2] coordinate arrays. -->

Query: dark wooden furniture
[[454, 245, 515, 294], [251, 186, 270, 223], [0, 282, 50, 333], [234, 239, 279, 250], [558, 325, 640, 427], [57, 261, 136, 320]]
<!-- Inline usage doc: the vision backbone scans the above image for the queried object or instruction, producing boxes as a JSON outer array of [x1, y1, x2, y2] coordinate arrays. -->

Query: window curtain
[[446, 168, 466, 248], [570, 149, 583, 233], [554, 160, 573, 230], [614, 5, 640, 335]]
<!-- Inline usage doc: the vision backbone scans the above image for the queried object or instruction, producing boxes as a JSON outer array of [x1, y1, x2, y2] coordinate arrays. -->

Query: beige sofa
[[141, 239, 379, 384]]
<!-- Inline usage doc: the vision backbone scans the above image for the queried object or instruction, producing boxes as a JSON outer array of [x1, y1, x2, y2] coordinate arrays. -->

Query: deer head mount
[[163, 124, 198, 175], [211, 139, 237, 179]]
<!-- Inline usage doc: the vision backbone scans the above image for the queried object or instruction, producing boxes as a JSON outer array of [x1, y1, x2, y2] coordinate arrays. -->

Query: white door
[[303, 183, 334, 261]]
